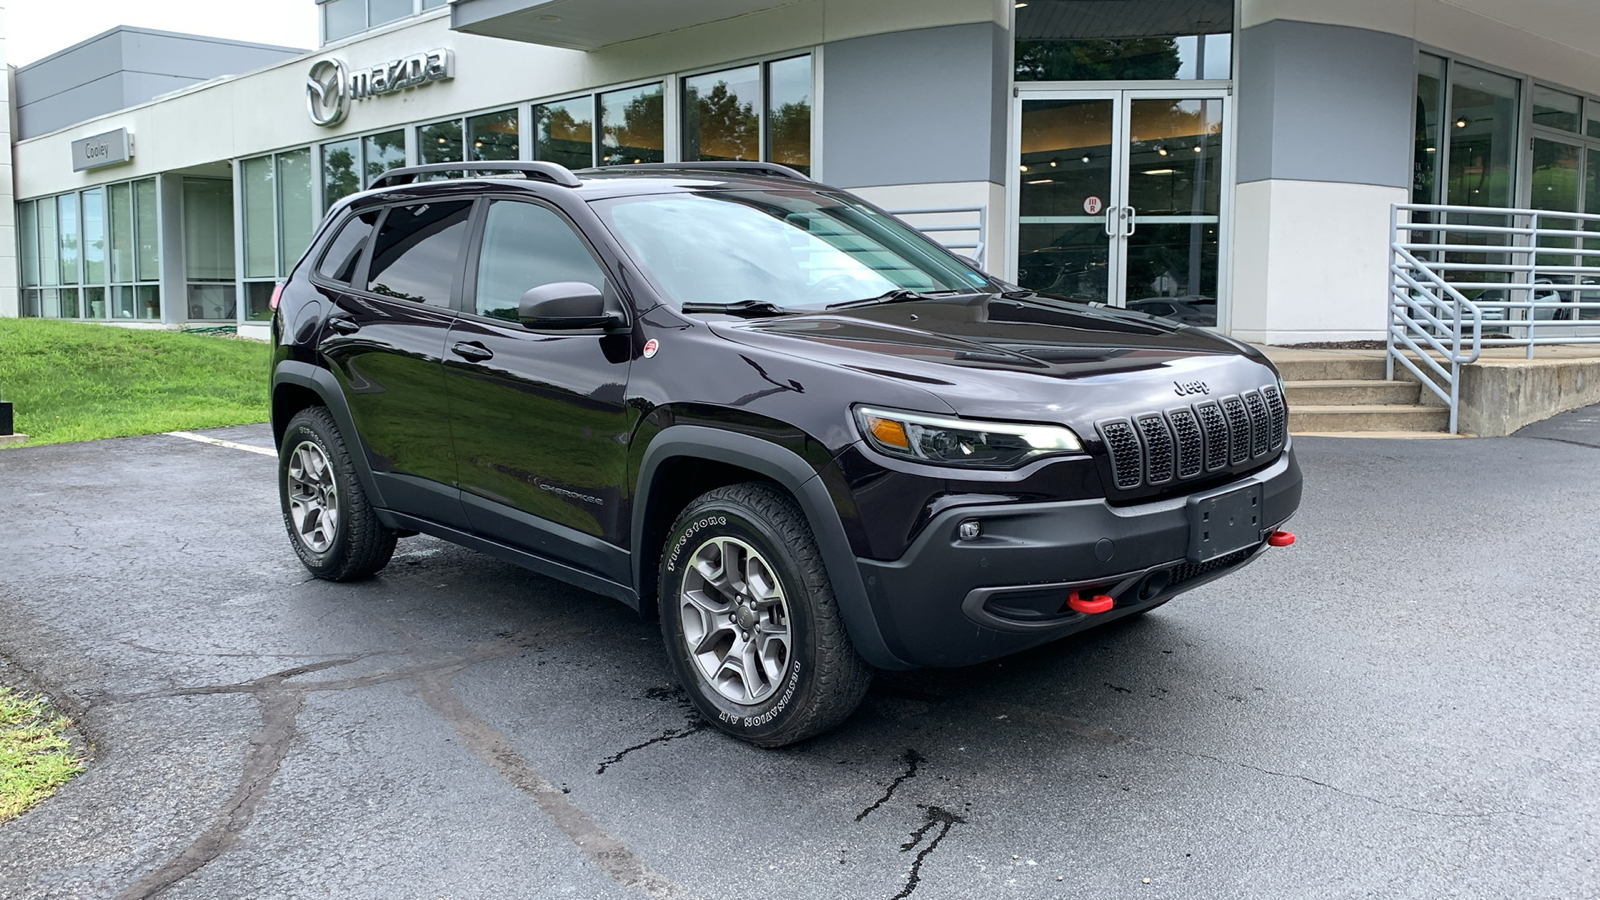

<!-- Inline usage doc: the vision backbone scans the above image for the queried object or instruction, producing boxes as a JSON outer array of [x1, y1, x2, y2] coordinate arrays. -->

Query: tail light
[[269, 282, 285, 311]]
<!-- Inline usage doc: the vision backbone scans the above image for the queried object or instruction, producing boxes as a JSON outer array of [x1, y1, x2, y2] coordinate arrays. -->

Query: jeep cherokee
[[269, 160, 1302, 747]]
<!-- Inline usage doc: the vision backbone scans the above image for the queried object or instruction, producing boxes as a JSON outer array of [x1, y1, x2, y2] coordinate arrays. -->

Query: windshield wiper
[[826, 288, 969, 310], [679, 299, 797, 318]]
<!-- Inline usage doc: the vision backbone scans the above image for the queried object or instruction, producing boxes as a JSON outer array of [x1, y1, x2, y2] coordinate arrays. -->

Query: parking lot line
[[166, 431, 276, 458]]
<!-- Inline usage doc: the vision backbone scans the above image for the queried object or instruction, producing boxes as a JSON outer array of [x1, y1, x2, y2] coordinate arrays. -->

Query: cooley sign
[[306, 49, 454, 126]]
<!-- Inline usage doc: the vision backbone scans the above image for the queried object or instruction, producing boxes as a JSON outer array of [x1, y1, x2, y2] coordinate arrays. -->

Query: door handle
[[326, 317, 361, 335], [1123, 206, 1137, 237], [451, 341, 494, 362], [1105, 206, 1119, 237]]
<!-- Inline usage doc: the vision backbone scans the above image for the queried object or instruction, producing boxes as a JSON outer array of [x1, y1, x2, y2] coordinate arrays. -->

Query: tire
[[659, 482, 872, 747], [279, 406, 396, 581]]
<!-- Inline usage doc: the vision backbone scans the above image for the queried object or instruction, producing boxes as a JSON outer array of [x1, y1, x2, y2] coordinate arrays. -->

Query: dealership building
[[3, 0, 1600, 343]]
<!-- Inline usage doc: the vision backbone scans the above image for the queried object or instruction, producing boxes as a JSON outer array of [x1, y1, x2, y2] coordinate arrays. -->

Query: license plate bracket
[[1186, 483, 1264, 563]]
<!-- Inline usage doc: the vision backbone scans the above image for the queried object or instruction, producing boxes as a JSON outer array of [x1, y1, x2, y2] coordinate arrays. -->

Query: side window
[[365, 200, 474, 306], [474, 200, 609, 322], [316, 210, 380, 284]]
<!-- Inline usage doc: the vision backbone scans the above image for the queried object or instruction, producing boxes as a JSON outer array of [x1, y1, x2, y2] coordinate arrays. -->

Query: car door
[[442, 196, 635, 583], [317, 198, 474, 529]]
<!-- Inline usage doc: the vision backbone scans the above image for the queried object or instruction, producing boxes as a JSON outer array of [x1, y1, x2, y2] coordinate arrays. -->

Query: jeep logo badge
[[1174, 380, 1210, 396], [306, 59, 350, 127]]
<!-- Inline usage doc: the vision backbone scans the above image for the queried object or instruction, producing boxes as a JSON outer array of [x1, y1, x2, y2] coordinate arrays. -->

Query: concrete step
[[1285, 379, 1423, 406], [1289, 404, 1451, 433], [1272, 356, 1389, 382]]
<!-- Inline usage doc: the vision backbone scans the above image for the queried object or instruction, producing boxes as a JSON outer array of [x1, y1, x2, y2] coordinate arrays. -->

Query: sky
[[4, 0, 320, 67]]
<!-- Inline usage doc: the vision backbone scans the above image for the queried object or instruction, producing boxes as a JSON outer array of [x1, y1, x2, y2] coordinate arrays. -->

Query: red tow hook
[[1066, 590, 1115, 615], [1268, 530, 1296, 547]]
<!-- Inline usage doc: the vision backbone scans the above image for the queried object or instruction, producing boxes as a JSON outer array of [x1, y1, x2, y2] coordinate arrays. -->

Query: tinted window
[[474, 200, 608, 322], [316, 210, 380, 284], [366, 201, 473, 305]]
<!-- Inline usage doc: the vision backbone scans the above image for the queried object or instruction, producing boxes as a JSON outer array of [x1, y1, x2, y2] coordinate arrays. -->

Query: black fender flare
[[271, 360, 388, 510], [632, 426, 911, 671]]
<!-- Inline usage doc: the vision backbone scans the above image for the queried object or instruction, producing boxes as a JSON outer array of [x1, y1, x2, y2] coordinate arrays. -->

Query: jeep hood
[[707, 293, 1280, 423]]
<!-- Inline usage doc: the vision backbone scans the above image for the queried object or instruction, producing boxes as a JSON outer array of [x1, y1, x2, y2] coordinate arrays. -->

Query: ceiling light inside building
[[1455, 117, 1469, 128], [1157, 146, 1168, 156], [1144, 168, 1176, 175]]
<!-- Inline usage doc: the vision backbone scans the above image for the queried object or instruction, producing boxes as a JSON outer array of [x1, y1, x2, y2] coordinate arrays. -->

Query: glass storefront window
[[684, 65, 761, 164], [277, 149, 314, 274], [420, 119, 464, 164], [323, 0, 365, 42], [184, 178, 238, 321], [57, 195, 80, 286], [1016, 0, 1232, 82], [599, 83, 664, 166], [535, 98, 594, 169], [38, 198, 59, 287], [135, 179, 159, 282], [1413, 53, 1446, 206], [364, 130, 406, 184], [1532, 85, 1581, 133], [369, 0, 411, 27], [109, 182, 134, 284], [1447, 64, 1519, 208], [19, 200, 39, 289], [323, 138, 361, 209], [767, 56, 812, 175], [243, 155, 277, 279], [82, 189, 105, 287], [468, 109, 519, 161]]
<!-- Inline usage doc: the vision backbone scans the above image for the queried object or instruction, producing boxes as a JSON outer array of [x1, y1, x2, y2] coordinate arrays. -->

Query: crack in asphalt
[[118, 688, 303, 900], [1170, 750, 1518, 820], [416, 671, 691, 900], [595, 721, 709, 775], [856, 748, 924, 822], [94, 620, 610, 898], [891, 805, 966, 900]]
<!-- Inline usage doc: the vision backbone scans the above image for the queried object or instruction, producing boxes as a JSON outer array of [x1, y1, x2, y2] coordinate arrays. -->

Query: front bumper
[[855, 446, 1302, 667]]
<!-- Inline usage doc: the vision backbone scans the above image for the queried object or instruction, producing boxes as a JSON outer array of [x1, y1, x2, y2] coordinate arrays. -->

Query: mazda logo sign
[[306, 59, 350, 127]]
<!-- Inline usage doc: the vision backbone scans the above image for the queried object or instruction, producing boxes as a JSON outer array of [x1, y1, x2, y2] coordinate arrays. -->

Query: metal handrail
[[888, 206, 988, 270], [1389, 202, 1600, 432]]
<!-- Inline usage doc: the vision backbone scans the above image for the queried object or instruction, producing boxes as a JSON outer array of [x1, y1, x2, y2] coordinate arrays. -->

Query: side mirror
[[518, 282, 624, 330]]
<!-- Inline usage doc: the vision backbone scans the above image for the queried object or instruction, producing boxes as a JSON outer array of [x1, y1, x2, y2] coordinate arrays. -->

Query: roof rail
[[368, 161, 583, 190], [578, 161, 813, 182]]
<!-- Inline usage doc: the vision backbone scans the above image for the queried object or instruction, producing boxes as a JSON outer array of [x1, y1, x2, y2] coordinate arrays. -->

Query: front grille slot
[[1221, 396, 1252, 465], [1098, 419, 1143, 489], [1095, 382, 1285, 493], [1135, 414, 1174, 485], [1196, 401, 1229, 471], [1263, 385, 1288, 450], [1243, 390, 1271, 458], [1168, 408, 1203, 479]]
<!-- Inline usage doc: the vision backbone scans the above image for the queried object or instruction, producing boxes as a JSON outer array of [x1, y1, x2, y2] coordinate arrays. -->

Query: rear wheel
[[279, 407, 396, 581], [659, 483, 872, 747]]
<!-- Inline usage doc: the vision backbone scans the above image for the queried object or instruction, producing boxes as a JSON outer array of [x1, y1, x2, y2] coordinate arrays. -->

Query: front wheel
[[279, 407, 396, 581], [659, 483, 872, 747]]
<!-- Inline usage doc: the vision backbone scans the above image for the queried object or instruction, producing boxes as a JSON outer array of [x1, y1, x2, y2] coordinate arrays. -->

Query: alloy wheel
[[678, 536, 793, 705], [286, 441, 339, 554]]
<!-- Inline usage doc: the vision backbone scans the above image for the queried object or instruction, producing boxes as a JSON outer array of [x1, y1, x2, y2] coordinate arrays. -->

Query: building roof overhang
[[450, 0, 798, 51]]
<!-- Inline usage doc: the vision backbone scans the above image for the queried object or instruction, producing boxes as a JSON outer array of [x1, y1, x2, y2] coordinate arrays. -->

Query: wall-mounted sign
[[71, 129, 133, 171], [306, 49, 455, 127]]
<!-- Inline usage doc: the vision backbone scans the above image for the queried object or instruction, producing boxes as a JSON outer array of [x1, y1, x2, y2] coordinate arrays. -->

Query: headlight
[[854, 406, 1083, 469]]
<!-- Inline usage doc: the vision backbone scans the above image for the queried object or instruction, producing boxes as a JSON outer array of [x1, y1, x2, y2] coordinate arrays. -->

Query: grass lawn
[[0, 319, 270, 447], [0, 687, 85, 823]]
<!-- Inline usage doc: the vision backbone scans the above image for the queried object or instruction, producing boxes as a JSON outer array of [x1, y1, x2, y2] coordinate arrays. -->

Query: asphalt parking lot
[[1, 411, 1598, 900]]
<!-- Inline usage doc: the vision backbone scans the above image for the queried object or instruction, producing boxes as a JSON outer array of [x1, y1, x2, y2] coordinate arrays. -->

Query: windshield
[[592, 190, 991, 310]]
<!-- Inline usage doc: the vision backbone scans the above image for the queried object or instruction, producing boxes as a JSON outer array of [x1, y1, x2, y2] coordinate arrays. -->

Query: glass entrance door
[[1014, 91, 1226, 326]]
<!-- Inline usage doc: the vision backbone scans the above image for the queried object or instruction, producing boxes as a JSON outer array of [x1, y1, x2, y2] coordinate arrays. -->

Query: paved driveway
[[1, 413, 1597, 899]]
